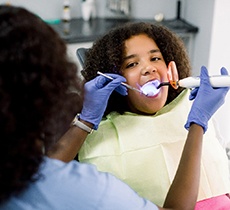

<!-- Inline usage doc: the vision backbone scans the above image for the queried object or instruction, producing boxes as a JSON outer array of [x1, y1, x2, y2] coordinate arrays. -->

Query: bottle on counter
[[81, 0, 96, 21], [62, 0, 71, 22]]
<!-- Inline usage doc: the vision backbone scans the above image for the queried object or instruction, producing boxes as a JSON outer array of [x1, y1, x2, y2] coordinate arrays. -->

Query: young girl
[[78, 22, 230, 209]]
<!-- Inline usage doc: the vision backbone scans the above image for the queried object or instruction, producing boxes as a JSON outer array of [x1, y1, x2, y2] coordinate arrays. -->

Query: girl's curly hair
[[0, 6, 83, 202], [82, 22, 191, 116]]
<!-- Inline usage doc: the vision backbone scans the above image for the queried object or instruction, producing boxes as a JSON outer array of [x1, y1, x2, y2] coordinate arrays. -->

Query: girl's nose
[[141, 63, 157, 75]]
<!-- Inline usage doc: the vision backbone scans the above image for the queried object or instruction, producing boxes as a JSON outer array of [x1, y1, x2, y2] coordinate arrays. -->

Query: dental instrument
[[97, 71, 145, 94], [157, 75, 230, 89]]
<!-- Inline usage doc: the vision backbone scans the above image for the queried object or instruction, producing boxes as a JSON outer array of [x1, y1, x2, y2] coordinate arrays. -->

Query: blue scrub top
[[0, 157, 157, 210]]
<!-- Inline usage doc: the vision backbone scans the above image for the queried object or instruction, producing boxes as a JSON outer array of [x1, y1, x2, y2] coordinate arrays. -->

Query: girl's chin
[[135, 107, 162, 115]]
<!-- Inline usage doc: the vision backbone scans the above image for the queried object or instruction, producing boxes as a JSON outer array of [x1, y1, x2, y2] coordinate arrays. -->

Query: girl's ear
[[167, 61, 179, 89]]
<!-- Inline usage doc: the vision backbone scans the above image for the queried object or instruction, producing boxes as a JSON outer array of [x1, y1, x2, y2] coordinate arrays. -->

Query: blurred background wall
[[1, 0, 230, 145]]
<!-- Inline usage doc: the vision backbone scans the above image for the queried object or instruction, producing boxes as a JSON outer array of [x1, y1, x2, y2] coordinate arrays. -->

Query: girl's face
[[121, 34, 169, 115]]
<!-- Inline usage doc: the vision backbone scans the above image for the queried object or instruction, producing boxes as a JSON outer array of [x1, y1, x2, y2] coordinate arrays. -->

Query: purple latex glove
[[80, 74, 127, 129], [184, 66, 229, 133]]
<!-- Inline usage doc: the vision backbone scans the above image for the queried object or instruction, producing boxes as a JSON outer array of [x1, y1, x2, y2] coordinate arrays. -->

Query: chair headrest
[[76, 48, 89, 68]]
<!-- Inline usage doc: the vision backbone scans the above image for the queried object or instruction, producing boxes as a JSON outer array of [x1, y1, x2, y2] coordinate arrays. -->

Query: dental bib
[[79, 90, 230, 206]]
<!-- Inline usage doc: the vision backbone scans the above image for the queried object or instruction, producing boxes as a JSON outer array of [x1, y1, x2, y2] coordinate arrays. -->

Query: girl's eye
[[126, 62, 138, 69], [151, 57, 161, 61]]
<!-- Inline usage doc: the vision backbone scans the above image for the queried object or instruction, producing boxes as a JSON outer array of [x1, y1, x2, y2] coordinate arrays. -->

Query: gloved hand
[[184, 66, 229, 133], [80, 73, 127, 129]]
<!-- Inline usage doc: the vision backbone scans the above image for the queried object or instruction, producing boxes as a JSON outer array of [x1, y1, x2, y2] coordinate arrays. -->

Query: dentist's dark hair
[[0, 5, 82, 202]]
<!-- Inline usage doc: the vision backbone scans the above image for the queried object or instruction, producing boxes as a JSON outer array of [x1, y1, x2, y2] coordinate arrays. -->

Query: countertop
[[50, 18, 199, 44]]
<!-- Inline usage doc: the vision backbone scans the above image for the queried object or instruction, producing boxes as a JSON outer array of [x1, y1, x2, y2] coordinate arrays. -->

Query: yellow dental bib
[[79, 90, 230, 206]]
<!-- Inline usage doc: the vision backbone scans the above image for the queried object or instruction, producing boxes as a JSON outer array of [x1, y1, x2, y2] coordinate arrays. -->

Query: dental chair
[[76, 48, 88, 68]]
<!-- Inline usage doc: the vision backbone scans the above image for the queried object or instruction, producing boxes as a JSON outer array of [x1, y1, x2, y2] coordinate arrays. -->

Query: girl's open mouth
[[140, 80, 161, 97]]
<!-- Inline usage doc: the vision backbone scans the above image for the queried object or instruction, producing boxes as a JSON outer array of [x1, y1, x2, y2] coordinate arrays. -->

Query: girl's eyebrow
[[123, 54, 136, 61], [150, 49, 161, 54], [123, 49, 161, 60]]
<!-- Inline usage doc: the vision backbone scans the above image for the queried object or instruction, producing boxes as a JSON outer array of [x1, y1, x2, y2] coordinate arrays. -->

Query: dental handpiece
[[178, 75, 230, 88], [157, 75, 230, 89]]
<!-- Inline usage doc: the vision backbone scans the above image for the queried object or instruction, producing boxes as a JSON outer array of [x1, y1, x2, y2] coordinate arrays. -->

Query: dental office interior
[[3, 0, 230, 172]]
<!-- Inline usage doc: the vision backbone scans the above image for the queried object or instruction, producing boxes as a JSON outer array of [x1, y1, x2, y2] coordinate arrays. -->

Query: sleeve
[[93, 168, 159, 210], [45, 159, 158, 210]]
